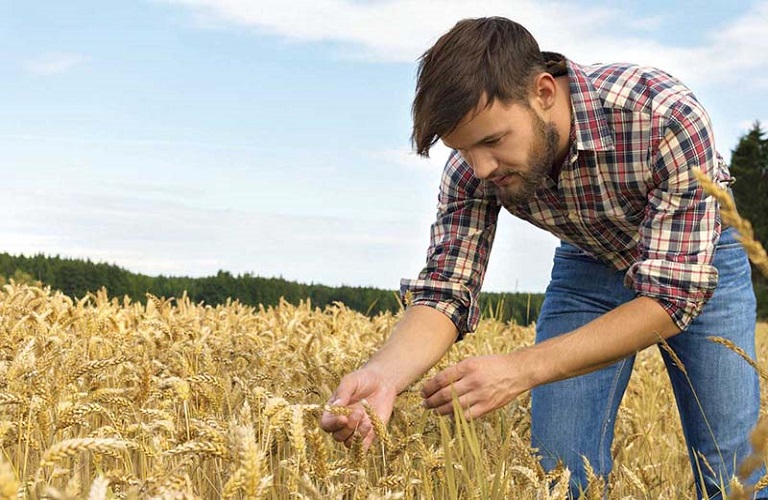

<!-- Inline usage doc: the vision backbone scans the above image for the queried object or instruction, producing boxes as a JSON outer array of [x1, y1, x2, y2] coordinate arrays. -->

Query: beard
[[496, 111, 560, 206]]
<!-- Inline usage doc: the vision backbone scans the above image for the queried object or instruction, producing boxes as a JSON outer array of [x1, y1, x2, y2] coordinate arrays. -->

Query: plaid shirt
[[401, 55, 732, 337]]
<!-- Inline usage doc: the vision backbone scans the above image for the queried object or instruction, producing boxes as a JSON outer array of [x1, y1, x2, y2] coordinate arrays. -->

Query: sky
[[1, 1, 767, 293]]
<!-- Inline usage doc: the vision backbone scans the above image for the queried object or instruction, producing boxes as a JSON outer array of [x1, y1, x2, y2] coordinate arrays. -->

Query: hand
[[421, 354, 522, 420], [319, 368, 397, 449]]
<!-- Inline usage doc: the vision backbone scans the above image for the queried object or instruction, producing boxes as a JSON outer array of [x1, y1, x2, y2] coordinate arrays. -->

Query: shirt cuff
[[624, 259, 719, 330], [399, 278, 478, 340]]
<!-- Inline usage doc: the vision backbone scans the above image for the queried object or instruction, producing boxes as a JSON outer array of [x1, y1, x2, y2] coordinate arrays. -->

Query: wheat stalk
[[36, 438, 129, 482], [693, 168, 768, 276], [708, 336, 768, 380]]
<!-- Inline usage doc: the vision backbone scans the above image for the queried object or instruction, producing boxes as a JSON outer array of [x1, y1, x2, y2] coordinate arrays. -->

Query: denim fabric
[[531, 226, 765, 499]]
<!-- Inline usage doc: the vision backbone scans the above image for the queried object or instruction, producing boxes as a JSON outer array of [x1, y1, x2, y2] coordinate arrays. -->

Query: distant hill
[[0, 252, 543, 326]]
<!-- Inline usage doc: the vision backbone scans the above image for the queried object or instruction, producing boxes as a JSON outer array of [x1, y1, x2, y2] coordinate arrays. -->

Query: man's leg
[[660, 227, 766, 499], [531, 242, 636, 497]]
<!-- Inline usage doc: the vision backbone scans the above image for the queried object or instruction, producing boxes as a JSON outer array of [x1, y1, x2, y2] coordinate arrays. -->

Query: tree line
[[0, 254, 544, 326]]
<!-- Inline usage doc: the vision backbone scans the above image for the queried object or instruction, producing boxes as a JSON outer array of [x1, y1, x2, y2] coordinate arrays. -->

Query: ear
[[531, 72, 557, 112]]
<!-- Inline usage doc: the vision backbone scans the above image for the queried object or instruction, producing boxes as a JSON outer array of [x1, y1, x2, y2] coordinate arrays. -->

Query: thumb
[[328, 374, 363, 407]]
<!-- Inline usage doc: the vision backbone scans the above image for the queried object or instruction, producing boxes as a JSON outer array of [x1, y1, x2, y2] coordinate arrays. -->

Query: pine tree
[[730, 121, 768, 246], [729, 121, 768, 319]]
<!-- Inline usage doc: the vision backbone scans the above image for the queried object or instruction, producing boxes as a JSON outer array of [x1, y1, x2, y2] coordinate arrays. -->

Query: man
[[320, 17, 764, 498]]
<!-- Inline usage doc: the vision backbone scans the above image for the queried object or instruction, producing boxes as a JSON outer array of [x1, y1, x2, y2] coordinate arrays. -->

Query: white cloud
[[666, 2, 768, 85], [161, 0, 614, 62], [626, 15, 665, 31], [367, 143, 451, 172], [715, 1, 768, 66], [162, 0, 768, 88], [23, 52, 88, 75]]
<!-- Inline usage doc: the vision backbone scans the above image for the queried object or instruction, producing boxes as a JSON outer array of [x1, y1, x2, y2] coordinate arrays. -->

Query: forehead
[[442, 98, 531, 149]]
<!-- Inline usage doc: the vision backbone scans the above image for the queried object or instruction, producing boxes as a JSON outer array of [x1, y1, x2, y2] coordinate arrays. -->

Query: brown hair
[[411, 17, 546, 157]]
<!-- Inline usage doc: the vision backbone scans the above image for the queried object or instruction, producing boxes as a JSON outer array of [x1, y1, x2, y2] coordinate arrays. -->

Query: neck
[[552, 76, 573, 167]]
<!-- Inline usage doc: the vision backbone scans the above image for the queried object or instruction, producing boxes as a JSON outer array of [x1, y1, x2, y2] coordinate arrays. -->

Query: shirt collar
[[565, 58, 615, 152]]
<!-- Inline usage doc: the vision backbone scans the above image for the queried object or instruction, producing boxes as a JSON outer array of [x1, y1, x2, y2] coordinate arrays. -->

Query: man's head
[[411, 17, 566, 205], [441, 97, 560, 206], [411, 17, 546, 157]]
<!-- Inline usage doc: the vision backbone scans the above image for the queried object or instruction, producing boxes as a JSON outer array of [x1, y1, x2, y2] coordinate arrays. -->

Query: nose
[[463, 149, 497, 180]]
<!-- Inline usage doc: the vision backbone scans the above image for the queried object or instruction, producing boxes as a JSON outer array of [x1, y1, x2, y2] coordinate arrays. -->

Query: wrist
[[513, 347, 546, 392], [361, 360, 404, 396]]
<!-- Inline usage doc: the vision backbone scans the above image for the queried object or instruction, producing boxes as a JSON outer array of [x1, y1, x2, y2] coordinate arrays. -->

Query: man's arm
[[626, 94, 723, 331], [365, 305, 459, 393], [319, 305, 458, 448], [321, 150, 499, 447], [422, 296, 680, 418], [422, 297, 680, 418], [526, 296, 680, 381]]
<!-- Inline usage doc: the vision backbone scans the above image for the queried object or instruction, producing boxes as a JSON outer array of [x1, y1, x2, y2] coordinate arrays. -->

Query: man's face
[[441, 98, 560, 206]]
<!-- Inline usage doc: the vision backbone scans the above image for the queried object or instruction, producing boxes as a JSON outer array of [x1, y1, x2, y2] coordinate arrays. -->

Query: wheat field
[[0, 282, 765, 499]]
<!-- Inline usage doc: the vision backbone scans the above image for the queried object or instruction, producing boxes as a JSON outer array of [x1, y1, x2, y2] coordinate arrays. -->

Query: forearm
[[364, 305, 458, 394], [522, 296, 681, 389]]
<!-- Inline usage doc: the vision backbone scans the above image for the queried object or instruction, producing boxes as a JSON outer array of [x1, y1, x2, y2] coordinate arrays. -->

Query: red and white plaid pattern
[[401, 55, 731, 336]]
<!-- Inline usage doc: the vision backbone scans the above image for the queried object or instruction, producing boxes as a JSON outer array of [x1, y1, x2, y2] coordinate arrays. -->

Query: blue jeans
[[531, 226, 765, 499]]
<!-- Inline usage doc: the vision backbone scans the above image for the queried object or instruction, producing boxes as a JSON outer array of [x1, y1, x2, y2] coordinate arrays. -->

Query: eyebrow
[[443, 132, 502, 151]]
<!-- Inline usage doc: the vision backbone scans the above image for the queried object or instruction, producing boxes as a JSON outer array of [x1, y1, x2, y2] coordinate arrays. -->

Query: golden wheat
[[0, 282, 764, 498], [362, 398, 393, 451]]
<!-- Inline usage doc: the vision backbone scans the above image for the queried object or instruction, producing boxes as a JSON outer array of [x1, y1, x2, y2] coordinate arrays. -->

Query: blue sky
[[1, 1, 767, 293]]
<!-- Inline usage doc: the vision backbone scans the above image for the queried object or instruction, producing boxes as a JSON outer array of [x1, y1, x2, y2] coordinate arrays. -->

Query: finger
[[423, 378, 468, 411], [319, 413, 348, 433], [349, 420, 375, 451], [330, 374, 366, 408], [333, 427, 355, 443], [358, 419, 372, 438], [346, 406, 366, 428], [463, 404, 484, 421], [432, 391, 473, 417], [342, 425, 371, 449], [421, 365, 463, 399], [343, 432, 357, 448], [332, 408, 369, 444], [320, 392, 353, 432]]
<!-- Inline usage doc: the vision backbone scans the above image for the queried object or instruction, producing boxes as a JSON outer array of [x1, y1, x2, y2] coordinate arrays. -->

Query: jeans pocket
[[713, 234, 753, 290]]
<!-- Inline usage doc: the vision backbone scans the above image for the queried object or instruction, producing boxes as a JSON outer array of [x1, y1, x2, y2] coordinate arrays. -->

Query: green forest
[[1, 123, 766, 324], [0, 254, 544, 327]]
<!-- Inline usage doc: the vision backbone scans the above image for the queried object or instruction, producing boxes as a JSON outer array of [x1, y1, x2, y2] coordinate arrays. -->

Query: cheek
[[497, 141, 531, 166]]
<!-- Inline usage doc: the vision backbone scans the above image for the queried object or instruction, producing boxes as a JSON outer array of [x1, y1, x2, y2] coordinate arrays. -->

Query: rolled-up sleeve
[[400, 151, 500, 339], [624, 96, 724, 331]]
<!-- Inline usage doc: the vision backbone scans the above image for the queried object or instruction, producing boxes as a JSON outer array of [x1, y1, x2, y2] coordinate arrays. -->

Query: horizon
[[1, 249, 552, 295]]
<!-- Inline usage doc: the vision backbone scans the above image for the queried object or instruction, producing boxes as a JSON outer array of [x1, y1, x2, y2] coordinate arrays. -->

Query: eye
[[482, 136, 502, 146]]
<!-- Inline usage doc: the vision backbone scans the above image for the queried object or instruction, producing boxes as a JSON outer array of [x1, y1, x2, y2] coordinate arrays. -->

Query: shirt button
[[567, 211, 578, 222]]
